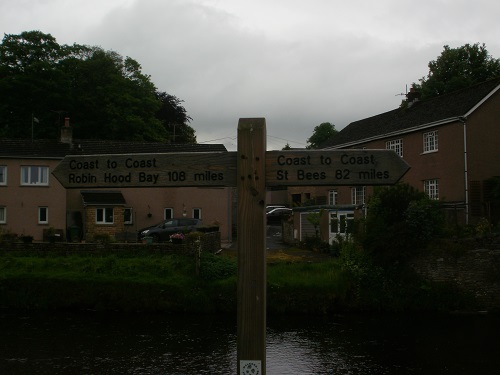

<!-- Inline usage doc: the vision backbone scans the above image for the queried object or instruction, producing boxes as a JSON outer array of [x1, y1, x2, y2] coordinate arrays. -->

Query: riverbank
[[0, 247, 482, 314]]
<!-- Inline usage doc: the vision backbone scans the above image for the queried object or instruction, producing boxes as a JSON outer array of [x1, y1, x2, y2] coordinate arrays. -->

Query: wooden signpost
[[53, 118, 410, 375]]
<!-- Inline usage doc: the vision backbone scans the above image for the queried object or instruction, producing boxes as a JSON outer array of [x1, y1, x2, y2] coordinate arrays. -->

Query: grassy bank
[[0, 249, 473, 314]]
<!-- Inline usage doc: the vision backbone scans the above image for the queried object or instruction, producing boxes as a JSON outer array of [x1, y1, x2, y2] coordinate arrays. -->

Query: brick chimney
[[60, 117, 73, 144]]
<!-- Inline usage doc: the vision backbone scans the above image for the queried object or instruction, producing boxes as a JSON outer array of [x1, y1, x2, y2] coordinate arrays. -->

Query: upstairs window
[[351, 187, 366, 205], [96, 207, 114, 224], [423, 131, 438, 153], [328, 190, 337, 205], [0, 166, 6, 185], [386, 139, 403, 157], [424, 179, 439, 200], [21, 166, 49, 185]]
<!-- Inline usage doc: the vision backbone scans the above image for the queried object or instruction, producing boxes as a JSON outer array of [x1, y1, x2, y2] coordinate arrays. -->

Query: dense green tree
[[362, 183, 444, 266], [306, 122, 337, 149], [0, 30, 194, 142], [0, 31, 78, 139], [413, 43, 500, 100], [156, 91, 195, 143]]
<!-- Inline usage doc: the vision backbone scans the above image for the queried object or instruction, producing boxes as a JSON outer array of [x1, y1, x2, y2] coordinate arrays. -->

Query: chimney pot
[[60, 117, 73, 145]]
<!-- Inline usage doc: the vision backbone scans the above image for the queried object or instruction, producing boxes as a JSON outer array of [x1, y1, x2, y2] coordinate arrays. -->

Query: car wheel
[[151, 234, 160, 243]]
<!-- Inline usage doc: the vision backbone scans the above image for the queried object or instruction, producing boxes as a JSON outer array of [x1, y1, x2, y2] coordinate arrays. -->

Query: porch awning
[[80, 190, 126, 206]]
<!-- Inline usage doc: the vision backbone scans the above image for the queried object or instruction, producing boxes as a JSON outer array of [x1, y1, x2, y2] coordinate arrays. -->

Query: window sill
[[421, 150, 438, 155]]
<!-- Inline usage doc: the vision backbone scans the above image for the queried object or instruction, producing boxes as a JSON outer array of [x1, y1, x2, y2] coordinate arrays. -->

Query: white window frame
[[124, 208, 133, 224], [96, 207, 114, 224], [328, 190, 337, 205], [164, 208, 173, 220], [0, 166, 6, 185], [330, 212, 355, 235], [424, 179, 439, 200], [193, 208, 202, 220], [21, 166, 49, 185], [351, 186, 366, 205], [38, 207, 48, 224], [386, 139, 403, 157], [423, 131, 438, 153], [0, 207, 6, 224]]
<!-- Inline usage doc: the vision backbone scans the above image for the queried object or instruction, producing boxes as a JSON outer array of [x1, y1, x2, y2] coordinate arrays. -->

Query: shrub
[[199, 253, 236, 281], [0, 228, 18, 243], [362, 183, 444, 266]]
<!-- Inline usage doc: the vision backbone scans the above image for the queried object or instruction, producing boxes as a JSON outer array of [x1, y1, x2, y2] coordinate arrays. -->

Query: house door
[[329, 211, 354, 244]]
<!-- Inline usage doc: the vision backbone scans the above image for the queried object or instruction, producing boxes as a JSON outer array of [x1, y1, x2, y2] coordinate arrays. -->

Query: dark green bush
[[199, 253, 236, 281], [362, 183, 444, 266]]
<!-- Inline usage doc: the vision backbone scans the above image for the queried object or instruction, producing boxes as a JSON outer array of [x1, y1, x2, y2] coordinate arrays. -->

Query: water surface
[[1, 310, 498, 374]]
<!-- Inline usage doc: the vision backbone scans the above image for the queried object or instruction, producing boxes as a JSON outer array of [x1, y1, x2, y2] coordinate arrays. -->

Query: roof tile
[[324, 77, 500, 148]]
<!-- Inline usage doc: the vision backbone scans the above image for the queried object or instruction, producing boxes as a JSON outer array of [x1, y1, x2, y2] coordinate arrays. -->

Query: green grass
[[268, 260, 345, 287], [0, 250, 476, 313], [0, 254, 195, 284]]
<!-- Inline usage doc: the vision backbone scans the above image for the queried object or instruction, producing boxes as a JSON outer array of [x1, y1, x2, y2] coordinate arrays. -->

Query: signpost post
[[52, 118, 410, 375]]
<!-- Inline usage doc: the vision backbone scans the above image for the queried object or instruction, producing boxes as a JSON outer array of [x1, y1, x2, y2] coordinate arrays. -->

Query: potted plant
[[170, 232, 185, 244]]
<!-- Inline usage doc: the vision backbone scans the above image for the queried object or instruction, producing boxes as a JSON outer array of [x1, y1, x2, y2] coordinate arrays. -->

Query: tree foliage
[[0, 30, 195, 142], [413, 43, 500, 100], [156, 91, 195, 143], [362, 183, 444, 266], [306, 122, 337, 149]]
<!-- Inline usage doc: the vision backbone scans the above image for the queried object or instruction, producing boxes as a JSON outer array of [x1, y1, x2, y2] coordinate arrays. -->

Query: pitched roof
[[0, 139, 227, 159], [323, 77, 500, 148]]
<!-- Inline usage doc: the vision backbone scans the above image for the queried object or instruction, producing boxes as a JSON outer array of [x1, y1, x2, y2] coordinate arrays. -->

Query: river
[[1, 310, 498, 374]]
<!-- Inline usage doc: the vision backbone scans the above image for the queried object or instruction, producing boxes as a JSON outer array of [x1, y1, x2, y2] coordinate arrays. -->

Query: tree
[[363, 183, 444, 266], [306, 122, 337, 149], [0, 31, 193, 143], [0, 31, 84, 139], [413, 43, 500, 100], [155, 91, 196, 143]]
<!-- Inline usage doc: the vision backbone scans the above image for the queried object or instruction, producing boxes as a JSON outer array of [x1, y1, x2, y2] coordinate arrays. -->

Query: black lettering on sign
[[277, 155, 312, 166], [358, 170, 390, 179], [69, 173, 97, 184], [276, 170, 289, 180], [297, 170, 326, 180], [69, 159, 99, 169], [194, 171, 224, 181], [335, 169, 350, 180], [341, 154, 376, 165], [166, 171, 186, 182], [125, 158, 158, 168], [104, 172, 131, 183], [139, 172, 159, 184]]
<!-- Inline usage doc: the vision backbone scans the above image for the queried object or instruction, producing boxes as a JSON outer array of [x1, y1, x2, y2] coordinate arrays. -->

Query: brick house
[[287, 77, 500, 244], [0, 120, 233, 242]]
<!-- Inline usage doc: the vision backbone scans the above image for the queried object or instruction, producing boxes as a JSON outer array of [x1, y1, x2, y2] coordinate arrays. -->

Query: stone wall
[[411, 248, 500, 311], [0, 232, 221, 255], [84, 206, 126, 241]]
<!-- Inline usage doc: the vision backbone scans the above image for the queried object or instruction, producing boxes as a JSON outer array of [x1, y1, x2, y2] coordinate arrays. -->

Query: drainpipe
[[458, 116, 468, 225]]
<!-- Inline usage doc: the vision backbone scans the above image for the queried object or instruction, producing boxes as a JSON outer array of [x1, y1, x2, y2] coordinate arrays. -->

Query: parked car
[[266, 207, 292, 224], [138, 218, 203, 242], [266, 205, 286, 213]]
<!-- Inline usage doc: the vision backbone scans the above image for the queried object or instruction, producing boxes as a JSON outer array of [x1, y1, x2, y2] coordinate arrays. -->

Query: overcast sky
[[2, 0, 499, 150]]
